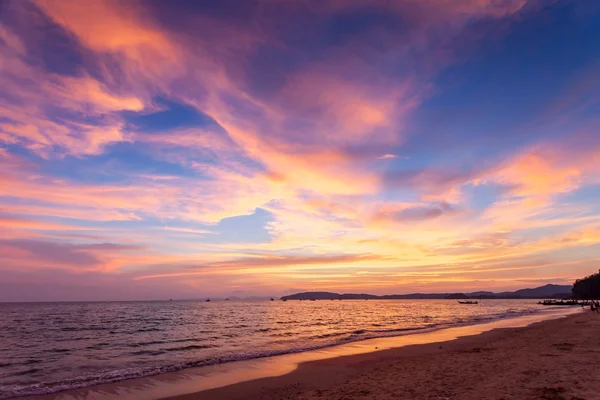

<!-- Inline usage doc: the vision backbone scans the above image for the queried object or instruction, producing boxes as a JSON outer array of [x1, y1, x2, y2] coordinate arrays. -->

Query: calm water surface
[[0, 299, 561, 398]]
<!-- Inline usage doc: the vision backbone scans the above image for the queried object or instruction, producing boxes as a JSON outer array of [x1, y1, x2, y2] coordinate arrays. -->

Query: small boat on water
[[458, 300, 478, 304]]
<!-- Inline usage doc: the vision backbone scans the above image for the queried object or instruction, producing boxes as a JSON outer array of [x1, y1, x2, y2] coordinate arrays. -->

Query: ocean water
[[0, 299, 562, 398]]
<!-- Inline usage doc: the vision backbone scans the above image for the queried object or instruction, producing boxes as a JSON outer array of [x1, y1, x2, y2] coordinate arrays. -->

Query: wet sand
[[168, 310, 599, 400]]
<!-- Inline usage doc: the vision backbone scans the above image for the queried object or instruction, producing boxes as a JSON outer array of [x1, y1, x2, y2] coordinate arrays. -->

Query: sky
[[1, 0, 600, 301]]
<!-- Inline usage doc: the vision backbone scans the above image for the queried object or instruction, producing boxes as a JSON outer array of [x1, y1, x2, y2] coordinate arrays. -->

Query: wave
[[309, 331, 347, 339], [162, 344, 217, 352], [46, 348, 71, 354], [0, 307, 553, 399], [127, 338, 204, 348], [60, 326, 109, 332], [129, 344, 217, 356], [270, 331, 295, 337]]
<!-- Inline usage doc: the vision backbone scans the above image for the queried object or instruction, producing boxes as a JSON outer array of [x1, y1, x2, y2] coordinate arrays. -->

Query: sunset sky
[[1, 0, 599, 301]]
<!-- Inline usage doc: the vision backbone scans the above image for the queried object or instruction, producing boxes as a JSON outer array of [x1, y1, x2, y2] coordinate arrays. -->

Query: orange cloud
[[35, 0, 169, 53], [492, 152, 581, 198]]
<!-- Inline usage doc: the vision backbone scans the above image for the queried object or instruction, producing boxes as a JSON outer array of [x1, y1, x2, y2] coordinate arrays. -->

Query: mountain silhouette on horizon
[[280, 284, 572, 301]]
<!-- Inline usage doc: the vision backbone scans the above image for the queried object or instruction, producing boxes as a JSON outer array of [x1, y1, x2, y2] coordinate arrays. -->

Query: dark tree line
[[572, 271, 600, 299]]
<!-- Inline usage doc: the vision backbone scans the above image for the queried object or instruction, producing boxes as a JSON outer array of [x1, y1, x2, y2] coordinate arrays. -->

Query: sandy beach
[[166, 310, 599, 400]]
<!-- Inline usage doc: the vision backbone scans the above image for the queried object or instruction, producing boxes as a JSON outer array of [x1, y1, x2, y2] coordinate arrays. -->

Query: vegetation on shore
[[572, 271, 600, 299]]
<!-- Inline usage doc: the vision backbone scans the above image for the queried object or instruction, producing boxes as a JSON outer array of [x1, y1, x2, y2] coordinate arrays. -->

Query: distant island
[[280, 283, 572, 301]]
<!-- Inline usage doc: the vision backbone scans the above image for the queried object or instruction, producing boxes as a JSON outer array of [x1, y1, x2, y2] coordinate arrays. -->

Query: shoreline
[[26, 307, 584, 400], [173, 309, 598, 400]]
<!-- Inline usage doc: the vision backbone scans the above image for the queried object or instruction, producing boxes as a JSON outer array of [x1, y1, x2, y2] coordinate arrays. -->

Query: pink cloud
[[0, 22, 144, 156], [23, 0, 530, 198], [0, 238, 143, 271], [480, 138, 600, 200]]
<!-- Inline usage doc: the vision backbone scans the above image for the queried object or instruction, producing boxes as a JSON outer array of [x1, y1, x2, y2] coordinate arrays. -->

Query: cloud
[[34, 0, 170, 53], [372, 202, 458, 224], [19, 0, 529, 200], [0, 239, 137, 270], [0, 214, 106, 239], [0, 268, 205, 301], [2, 0, 600, 298], [431, 232, 514, 256], [487, 151, 582, 198], [0, 16, 144, 157], [135, 253, 386, 280]]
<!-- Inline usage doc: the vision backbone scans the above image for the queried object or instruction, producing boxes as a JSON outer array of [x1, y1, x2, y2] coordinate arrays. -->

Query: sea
[[0, 299, 566, 399]]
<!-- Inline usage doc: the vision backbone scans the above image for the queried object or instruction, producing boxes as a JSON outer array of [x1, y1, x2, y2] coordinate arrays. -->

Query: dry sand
[[168, 311, 600, 400]]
